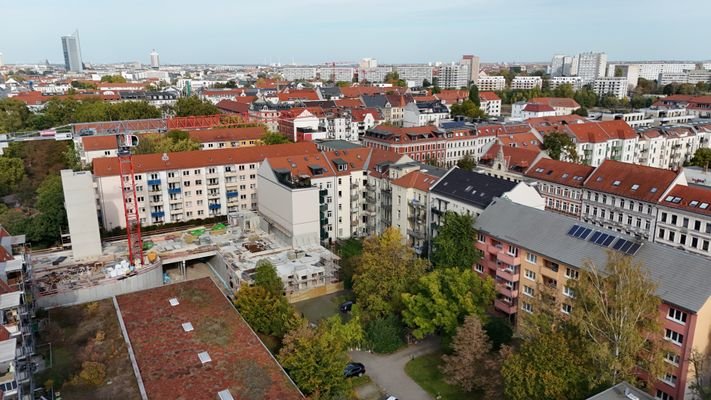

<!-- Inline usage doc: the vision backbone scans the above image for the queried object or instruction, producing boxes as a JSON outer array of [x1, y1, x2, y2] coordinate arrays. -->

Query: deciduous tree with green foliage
[[278, 322, 351, 399], [352, 228, 428, 318], [456, 154, 476, 171], [441, 315, 502, 398], [468, 85, 481, 107], [402, 267, 494, 339], [431, 211, 480, 270], [364, 314, 405, 353], [29, 175, 68, 244], [449, 99, 486, 119], [253, 259, 284, 296], [100, 75, 127, 83], [0, 98, 31, 133], [261, 131, 290, 145], [234, 285, 299, 338], [172, 96, 220, 117], [571, 253, 666, 386], [132, 131, 201, 154], [0, 157, 25, 196], [542, 131, 579, 162], [691, 148, 711, 170]]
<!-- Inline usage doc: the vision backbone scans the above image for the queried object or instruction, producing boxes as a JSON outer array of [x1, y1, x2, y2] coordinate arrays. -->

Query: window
[[523, 285, 534, 297], [565, 268, 579, 280], [658, 228, 665, 239], [522, 302, 533, 313], [563, 286, 575, 298], [665, 329, 683, 346], [474, 264, 484, 273], [526, 253, 537, 263], [507, 245, 519, 256], [656, 389, 674, 400], [661, 373, 677, 387], [667, 308, 687, 324], [561, 304, 572, 314], [664, 352, 680, 366], [661, 212, 667, 223], [671, 214, 678, 225], [524, 269, 536, 281], [477, 233, 485, 243]]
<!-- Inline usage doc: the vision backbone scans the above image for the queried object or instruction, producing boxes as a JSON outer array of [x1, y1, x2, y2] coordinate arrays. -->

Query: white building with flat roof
[[477, 75, 506, 91], [511, 76, 542, 90], [592, 77, 628, 99]]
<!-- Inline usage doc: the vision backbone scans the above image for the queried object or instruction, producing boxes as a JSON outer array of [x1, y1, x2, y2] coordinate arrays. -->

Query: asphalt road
[[349, 337, 440, 400]]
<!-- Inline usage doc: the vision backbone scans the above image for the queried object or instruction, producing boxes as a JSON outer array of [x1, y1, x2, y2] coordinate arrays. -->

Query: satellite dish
[[162, 153, 169, 161]]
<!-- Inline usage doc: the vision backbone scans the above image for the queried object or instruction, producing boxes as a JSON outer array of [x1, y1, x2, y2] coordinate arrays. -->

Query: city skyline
[[1, 0, 710, 65]]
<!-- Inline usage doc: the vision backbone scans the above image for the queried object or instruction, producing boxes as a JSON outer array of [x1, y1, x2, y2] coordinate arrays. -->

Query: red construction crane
[[324, 61, 355, 82], [116, 132, 144, 266]]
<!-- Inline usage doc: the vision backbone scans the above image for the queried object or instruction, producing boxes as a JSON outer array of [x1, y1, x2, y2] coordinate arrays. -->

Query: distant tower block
[[150, 49, 160, 69], [0, 53, 4, 67]]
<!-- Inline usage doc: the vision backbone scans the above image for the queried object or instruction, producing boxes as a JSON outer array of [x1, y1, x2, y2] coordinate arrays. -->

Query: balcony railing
[[497, 251, 520, 266], [494, 298, 517, 314], [168, 187, 181, 195], [496, 282, 518, 298], [208, 203, 221, 210], [147, 179, 161, 186], [496, 267, 519, 282]]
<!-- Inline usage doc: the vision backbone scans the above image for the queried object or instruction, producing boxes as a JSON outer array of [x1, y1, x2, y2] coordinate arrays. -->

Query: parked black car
[[339, 301, 354, 313], [344, 362, 365, 378]]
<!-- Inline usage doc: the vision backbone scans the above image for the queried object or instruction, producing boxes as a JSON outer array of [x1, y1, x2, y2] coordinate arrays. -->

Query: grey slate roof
[[318, 86, 342, 99], [431, 168, 517, 209], [362, 94, 388, 108], [585, 382, 654, 400], [475, 199, 711, 312]]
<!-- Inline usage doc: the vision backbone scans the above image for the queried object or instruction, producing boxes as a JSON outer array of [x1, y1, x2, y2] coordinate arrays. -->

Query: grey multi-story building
[[61, 31, 83, 72]]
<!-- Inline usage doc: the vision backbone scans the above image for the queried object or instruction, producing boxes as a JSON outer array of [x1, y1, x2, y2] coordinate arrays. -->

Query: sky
[[1, 0, 710, 65]]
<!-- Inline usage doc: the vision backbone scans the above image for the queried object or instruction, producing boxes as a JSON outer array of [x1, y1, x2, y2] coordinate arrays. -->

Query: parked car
[[79, 128, 96, 136], [339, 301, 354, 313], [343, 362, 365, 378]]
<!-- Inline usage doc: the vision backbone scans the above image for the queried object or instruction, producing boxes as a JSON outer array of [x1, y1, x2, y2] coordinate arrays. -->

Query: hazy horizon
[[2, 0, 710, 65]]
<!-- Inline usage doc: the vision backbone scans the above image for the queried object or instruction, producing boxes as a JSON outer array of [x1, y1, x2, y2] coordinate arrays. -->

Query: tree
[[30, 175, 67, 244], [542, 131, 579, 162], [456, 154, 476, 171], [384, 71, 406, 87], [552, 83, 575, 99], [0, 157, 25, 196], [100, 75, 127, 83], [352, 228, 428, 318], [253, 259, 284, 296], [450, 99, 486, 119], [571, 253, 666, 386], [234, 285, 299, 338], [172, 96, 220, 117], [441, 315, 501, 397], [364, 314, 405, 353], [278, 323, 350, 399], [132, 131, 201, 154], [261, 131, 290, 145], [468, 85, 481, 107], [573, 106, 589, 117], [0, 98, 31, 133], [401, 267, 494, 339], [689, 350, 711, 400], [422, 79, 431, 88], [691, 148, 711, 170], [431, 211, 480, 270], [574, 86, 598, 108]]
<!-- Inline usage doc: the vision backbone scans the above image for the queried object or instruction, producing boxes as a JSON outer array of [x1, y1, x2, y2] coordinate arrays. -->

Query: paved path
[[350, 338, 440, 400]]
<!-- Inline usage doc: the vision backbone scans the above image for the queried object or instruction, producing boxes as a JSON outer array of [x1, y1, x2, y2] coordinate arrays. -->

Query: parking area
[[292, 290, 352, 323]]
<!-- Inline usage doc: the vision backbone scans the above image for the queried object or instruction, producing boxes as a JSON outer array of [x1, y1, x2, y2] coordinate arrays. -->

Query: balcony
[[487, 243, 503, 255], [496, 267, 519, 282], [320, 228, 329, 240], [149, 196, 162, 204], [168, 187, 181, 195], [494, 298, 517, 314], [409, 198, 425, 208], [207, 180, 220, 187], [407, 229, 426, 240], [351, 193, 360, 201], [226, 191, 239, 198], [496, 282, 518, 298], [497, 251, 520, 266], [208, 203, 221, 210], [151, 211, 165, 218], [431, 206, 444, 215], [321, 217, 329, 225], [475, 241, 487, 252], [147, 179, 161, 186]]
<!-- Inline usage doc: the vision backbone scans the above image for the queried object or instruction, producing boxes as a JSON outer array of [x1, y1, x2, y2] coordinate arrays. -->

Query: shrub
[[483, 317, 513, 351], [365, 315, 405, 353], [78, 361, 106, 386]]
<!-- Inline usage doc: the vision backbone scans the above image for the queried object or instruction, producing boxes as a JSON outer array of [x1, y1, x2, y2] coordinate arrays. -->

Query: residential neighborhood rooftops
[[116, 277, 304, 400], [431, 168, 517, 209], [524, 158, 595, 188], [529, 97, 581, 109], [476, 199, 711, 312], [584, 160, 681, 203], [391, 170, 441, 192], [480, 144, 543, 171], [522, 103, 556, 113], [661, 184, 711, 216]]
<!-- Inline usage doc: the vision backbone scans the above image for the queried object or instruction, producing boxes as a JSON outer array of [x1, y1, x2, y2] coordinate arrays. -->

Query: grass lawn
[[405, 352, 481, 400]]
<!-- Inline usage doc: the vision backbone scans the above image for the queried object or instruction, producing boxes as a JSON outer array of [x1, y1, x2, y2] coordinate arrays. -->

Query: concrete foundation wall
[[37, 264, 163, 309]]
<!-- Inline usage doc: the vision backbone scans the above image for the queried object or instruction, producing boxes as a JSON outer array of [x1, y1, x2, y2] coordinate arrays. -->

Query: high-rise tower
[[61, 31, 83, 72]]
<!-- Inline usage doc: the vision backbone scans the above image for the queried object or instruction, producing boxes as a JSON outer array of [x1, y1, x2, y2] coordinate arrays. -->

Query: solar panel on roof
[[567, 225, 580, 235], [579, 228, 592, 239], [626, 243, 641, 255], [602, 235, 615, 246], [594, 233, 608, 245], [612, 239, 626, 250], [620, 240, 634, 252], [590, 231, 601, 243]]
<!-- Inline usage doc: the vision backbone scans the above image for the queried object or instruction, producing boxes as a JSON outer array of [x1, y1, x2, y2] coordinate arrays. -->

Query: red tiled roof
[[529, 97, 580, 109], [366, 148, 408, 178], [522, 103, 556, 113], [277, 89, 320, 102], [497, 132, 542, 149], [93, 142, 319, 177], [81, 135, 119, 151], [0, 247, 12, 263], [203, 89, 251, 97], [366, 125, 439, 143], [479, 92, 501, 102], [267, 148, 374, 178], [413, 95, 438, 102], [661, 185, 711, 216], [565, 120, 637, 143], [351, 108, 382, 122], [481, 144, 542, 170], [333, 98, 364, 108], [96, 82, 146, 89], [435, 90, 468, 104], [216, 99, 251, 114], [117, 278, 303, 400], [583, 160, 679, 202], [391, 170, 439, 192], [524, 158, 595, 188], [188, 127, 267, 143]]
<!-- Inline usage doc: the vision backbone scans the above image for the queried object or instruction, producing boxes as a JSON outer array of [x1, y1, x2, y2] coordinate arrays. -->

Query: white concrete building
[[461, 55, 480, 85], [438, 63, 470, 89], [281, 67, 318, 81], [549, 76, 584, 91], [576, 52, 607, 83], [592, 77, 628, 99], [511, 76, 542, 90], [477, 75, 507, 91], [403, 101, 450, 127], [61, 170, 103, 260], [394, 65, 434, 85], [149, 49, 160, 69], [359, 67, 391, 83], [635, 63, 697, 80], [390, 170, 443, 254]]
